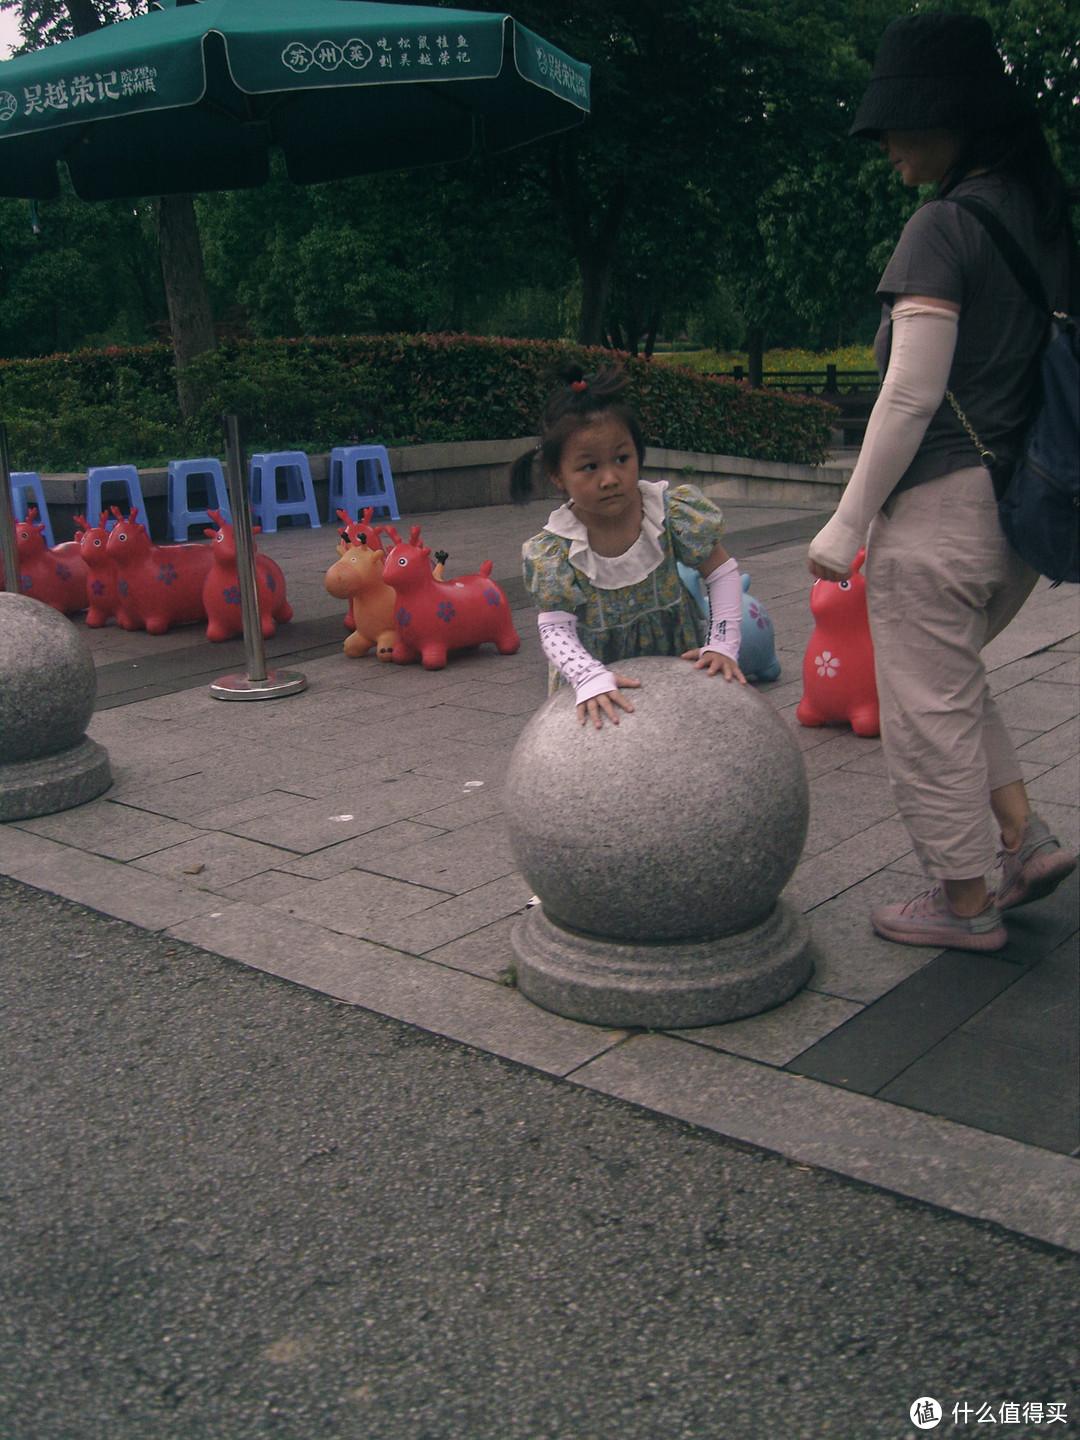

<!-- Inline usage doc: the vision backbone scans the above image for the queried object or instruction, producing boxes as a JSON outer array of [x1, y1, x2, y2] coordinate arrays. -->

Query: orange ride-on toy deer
[[323, 525, 398, 660]]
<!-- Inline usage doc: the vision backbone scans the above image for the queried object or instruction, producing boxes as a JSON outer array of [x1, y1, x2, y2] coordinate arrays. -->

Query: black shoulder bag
[[944, 195, 1079, 587]]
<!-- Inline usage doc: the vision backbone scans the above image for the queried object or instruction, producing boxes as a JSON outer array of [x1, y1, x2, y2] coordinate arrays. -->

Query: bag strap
[[946, 195, 1052, 315]]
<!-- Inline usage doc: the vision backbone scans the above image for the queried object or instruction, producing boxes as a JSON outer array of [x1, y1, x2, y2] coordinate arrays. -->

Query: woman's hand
[[808, 558, 852, 583], [682, 648, 747, 684], [577, 673, 641, 728]]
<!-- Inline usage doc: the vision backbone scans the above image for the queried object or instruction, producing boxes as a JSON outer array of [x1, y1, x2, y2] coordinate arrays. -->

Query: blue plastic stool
[[9, 471, 54, 547], [86, 464, 147, 526], [249, 451, 321, 532], [329, 445, 400, 521], [167, 458, 232, 541]]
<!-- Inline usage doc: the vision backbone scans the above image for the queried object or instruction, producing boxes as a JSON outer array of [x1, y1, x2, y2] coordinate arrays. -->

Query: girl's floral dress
[[522, 480, 725, 693]]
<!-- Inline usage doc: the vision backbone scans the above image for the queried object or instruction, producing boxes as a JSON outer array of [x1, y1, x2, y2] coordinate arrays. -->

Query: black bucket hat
[[850, 13, 1036, 139]]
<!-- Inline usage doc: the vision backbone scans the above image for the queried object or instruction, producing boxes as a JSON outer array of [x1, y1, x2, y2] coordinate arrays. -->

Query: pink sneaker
[[996, 815, 1077, 911], [871, 885, 1007, 951]]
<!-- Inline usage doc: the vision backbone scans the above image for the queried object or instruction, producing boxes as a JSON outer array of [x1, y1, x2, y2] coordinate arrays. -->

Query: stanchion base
[[209, 669, 308, 701]]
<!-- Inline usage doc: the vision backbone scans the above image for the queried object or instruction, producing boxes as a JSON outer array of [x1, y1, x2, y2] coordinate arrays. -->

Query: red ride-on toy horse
[[796, 548, 879, 738], [202, 509, 293, 642], [381, 525, 520, 669]]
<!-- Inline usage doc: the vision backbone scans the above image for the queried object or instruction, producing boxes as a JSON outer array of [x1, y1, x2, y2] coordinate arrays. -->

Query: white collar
[[543, 479, 668, 589]]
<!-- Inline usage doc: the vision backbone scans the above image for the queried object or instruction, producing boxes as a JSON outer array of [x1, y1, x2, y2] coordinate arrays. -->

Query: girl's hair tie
[[571, 379, 587, 392]]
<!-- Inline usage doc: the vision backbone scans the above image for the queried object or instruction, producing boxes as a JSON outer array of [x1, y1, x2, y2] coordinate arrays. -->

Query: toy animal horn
[[383, 525, 402, 547], [409, 525, 422, 547]]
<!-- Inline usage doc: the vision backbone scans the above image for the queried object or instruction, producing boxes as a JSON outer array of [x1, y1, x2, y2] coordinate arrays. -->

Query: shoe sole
[[998, 850, 1077, 911], [871, 915, 1008, 951]]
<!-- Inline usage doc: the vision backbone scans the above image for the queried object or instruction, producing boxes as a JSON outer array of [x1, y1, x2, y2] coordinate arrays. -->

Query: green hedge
[[0, 334, 835, 471]]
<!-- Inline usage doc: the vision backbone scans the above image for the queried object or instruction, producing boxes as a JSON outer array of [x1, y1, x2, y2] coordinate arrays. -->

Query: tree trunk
[[643, 309, 661, 358], [156, 193, 216, 420], [547, 146, 628, 349], [747, 325, 764, 389], [65, 0, 104, 35], [577, 250, 615, 348]]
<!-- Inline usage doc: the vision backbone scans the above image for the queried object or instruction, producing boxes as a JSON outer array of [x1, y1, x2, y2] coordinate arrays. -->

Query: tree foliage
[[0, 0, 1074, 366]]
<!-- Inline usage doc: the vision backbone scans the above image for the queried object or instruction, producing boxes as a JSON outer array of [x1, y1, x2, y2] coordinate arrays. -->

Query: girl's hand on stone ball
[[682, 648, 747, 684], [577, 674, 640, 729]]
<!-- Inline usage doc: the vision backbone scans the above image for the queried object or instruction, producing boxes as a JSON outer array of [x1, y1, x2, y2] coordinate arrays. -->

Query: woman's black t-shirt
[[874, 174, 1071, 493]]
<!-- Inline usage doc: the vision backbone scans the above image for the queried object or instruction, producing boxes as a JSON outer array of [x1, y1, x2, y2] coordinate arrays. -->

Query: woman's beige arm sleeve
[[808, 301, 959, 573]]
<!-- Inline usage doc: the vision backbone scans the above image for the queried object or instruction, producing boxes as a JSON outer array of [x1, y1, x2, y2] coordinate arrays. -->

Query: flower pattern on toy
[[675, 562, 781, 682], [796, 548, 879, 737], [202, 509, 293, 643], [737, 572, 781, 682], [2, 508, 89, 614], [105, 507, 214, 634], [381, 524, 520, 670]]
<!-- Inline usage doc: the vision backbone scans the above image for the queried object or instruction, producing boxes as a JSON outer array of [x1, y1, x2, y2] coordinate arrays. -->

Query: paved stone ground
[[1, 493, 1077, 1252]]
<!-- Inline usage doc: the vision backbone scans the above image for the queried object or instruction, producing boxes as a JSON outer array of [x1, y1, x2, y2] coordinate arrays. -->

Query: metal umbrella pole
[[0, 424, 21, 595], [209, 414, 307, 701]]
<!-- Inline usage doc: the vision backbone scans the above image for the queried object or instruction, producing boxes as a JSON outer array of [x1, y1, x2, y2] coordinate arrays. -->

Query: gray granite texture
[[503, 656, 810, 942], [0, 594, 111, 820], [512, 898, 812, 1028], [0, 593, 97, 762]]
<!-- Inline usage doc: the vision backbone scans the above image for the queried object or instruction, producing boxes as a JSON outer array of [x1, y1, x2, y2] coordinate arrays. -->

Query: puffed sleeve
[[665, 485, 726, 567], [522, 531, 588, 612]]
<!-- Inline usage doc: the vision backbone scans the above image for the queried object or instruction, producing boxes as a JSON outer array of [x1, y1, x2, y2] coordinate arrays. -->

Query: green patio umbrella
[[0, 0, 589, 698], [0, 0, 589, 200]]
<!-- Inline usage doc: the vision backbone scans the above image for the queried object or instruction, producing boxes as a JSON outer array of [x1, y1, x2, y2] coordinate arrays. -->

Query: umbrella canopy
[[0, 0, 589, 200]]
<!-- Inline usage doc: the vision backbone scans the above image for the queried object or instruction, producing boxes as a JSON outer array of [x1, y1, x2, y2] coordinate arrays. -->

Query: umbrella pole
[[0, 425, 22, 595], [209, 414, 307, 702]]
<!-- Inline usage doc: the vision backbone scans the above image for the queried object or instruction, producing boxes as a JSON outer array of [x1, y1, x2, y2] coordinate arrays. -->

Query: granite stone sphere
[[505, 656, 809, 944], [0, 592, 97, 763]]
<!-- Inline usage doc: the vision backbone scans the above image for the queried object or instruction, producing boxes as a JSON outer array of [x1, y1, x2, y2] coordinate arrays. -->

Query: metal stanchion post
[[209, 414, 307, 701], [0, 424, 22, 594]]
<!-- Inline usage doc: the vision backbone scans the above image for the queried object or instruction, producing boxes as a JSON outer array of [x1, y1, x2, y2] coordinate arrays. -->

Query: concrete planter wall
[[33, 439, 853, 543]]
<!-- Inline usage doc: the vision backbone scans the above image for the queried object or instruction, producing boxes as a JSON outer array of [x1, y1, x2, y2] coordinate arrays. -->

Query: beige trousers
[[865, 465, 1039, 880]]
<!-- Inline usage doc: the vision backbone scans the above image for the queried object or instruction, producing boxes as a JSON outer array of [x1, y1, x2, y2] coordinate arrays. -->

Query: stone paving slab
[[568, 1033, 1080, 1252], [2, 499, 1077, 1249], [165, 901, 629, 1077]]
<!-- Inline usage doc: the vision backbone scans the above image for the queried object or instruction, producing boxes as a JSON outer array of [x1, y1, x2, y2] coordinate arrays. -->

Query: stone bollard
[[0, 593, 111, 821], [506, 656, 812, 1028]]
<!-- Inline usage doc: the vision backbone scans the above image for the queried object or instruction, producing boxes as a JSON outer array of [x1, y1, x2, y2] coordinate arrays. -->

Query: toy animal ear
[[852, 547, 867, 575], [204, 529, 215, 538]]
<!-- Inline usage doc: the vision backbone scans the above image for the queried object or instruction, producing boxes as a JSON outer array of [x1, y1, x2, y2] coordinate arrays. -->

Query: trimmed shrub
[[0, 334, 835, 470]]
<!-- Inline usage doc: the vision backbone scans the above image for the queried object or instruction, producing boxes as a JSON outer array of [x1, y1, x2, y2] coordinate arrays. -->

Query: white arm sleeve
[[701, 557, 742, 660], [537, 611, 618, 705], [808, 301, 959, 573]]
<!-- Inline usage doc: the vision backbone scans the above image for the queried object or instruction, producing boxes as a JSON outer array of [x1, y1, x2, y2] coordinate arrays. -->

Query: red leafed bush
[[0, 334, 834, 470]]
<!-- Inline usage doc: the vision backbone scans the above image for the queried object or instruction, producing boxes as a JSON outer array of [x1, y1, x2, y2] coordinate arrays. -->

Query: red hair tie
[[571, 379, 587, 392]]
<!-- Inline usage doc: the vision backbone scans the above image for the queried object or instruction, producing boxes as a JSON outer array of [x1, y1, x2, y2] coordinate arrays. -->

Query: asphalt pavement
[[3, 877, 1078, 1440]]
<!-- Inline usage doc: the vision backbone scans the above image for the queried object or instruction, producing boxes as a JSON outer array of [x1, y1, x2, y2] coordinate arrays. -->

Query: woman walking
[[808, 12, 1077, 950]]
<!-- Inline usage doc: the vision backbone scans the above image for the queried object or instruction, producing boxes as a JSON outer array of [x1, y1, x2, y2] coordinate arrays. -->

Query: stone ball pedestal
[[506, 656, 812, 1028], [0, 592, 111, 822]]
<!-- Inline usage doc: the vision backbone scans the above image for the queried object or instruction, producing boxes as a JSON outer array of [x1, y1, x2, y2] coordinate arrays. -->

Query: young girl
[[512, 366, 745, 728]]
